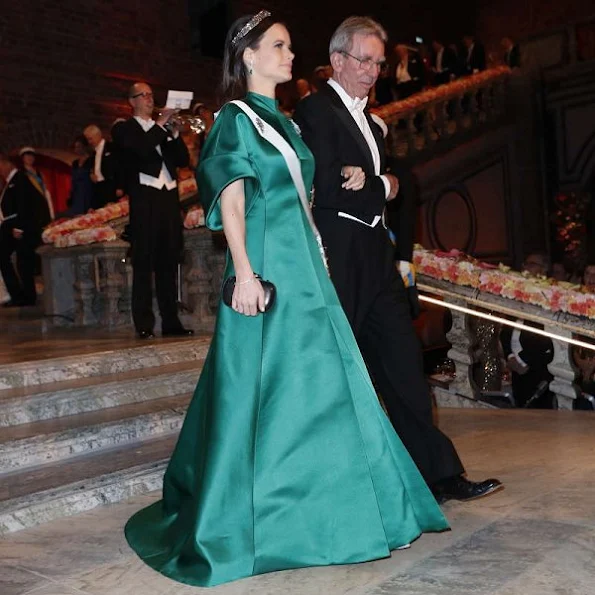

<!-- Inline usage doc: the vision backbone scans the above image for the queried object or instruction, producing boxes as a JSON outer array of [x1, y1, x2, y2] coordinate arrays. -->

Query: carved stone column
[[545, 324, 580, 410], [444, 297, 475, 399], [101, 253, 126, 327], [73, 252, 97, 326], [182, 228, 223, 331]]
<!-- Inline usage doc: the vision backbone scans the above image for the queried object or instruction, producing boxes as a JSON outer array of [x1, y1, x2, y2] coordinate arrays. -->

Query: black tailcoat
[[112, 118, 189, 332], [294, 84, 464, 484], [0, 170, 51, 303]]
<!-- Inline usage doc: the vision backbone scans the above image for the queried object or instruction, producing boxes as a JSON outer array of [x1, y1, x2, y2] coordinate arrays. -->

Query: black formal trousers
[[91, 180, 116, 210], [0, 228, 38, 304], [356, 275, 465, 485], [129, 185, 183, 333]]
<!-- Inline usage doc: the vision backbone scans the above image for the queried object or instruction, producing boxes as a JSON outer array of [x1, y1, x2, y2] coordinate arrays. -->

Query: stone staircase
[[0, 336, 211, 535]]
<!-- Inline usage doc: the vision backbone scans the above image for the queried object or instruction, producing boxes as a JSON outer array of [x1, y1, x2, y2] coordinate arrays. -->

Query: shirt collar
[[134, 115, 155, 131], [327, 78, 368, 114]]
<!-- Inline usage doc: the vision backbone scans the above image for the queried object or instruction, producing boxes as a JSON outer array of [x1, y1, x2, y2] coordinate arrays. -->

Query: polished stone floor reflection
[[1, 409, 594, 594], [0, 307, 205, 365]]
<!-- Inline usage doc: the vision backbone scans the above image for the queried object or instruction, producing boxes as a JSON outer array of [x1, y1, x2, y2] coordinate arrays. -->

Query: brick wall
[[0, 0, 476, 154], [0, 0, 220, 153], [476, 0, 594, 51]]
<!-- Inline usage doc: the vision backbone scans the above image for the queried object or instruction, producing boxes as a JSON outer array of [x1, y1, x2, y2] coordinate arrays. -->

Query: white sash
[[230, 100, 328, 271]]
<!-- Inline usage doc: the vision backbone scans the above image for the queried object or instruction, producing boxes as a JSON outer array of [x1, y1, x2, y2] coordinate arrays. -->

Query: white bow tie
[[350, 96, 368, 114]]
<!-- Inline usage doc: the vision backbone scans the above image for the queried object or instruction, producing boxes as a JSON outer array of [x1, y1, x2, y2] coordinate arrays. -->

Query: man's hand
[[156, 108, 178, 128], [385, 173, 399, 200], [341, 166, 366, 191], [507, 354, 529, 375]]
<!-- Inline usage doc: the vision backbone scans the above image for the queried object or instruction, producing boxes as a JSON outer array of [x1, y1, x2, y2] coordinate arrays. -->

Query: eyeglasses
[[340, 51, 386, 71], [130, 91, 153, 99]]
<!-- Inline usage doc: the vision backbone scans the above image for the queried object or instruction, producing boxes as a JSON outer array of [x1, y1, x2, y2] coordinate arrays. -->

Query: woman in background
[[66, 136, 93, 216]]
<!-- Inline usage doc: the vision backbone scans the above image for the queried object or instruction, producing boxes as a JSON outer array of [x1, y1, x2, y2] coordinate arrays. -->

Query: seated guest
[[66, 135, 93, 216], [551, 262, 570, 282], [522, 252, 549, 277], [431, 40, 457, 85], [0, 153, 51, 307], [393, 44, 425, 99], [83, 124, 123, 209], [295, 78, 312, 100], [501, 253, 554, 408], [20, 147, 55, 221], [462, 35, 486, 74], [311, 65, 330, 92], [501, 37, 521, 68]]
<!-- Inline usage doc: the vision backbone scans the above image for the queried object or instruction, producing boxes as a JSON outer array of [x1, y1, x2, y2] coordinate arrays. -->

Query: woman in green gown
[[124, 11, 449, 588]]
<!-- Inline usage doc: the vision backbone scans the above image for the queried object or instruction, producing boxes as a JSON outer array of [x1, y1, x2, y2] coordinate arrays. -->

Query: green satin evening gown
[[124, 92, 449, 587]]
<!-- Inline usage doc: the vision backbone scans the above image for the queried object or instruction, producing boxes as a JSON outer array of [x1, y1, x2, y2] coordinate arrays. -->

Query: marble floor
[[0, 308, 205, 365], [1, 408, 594, 595]]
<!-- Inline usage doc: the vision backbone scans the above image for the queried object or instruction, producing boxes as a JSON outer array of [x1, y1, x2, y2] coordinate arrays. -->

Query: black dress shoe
[[137, 330, 155, 340], [162, 328, 194, 337], [432, 475, 503, 503]]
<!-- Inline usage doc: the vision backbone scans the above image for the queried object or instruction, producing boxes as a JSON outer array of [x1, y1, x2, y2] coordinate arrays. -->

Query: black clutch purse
[[222, 275, 276, 312]]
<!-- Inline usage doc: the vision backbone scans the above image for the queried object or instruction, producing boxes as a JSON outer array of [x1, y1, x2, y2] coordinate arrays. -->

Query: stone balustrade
[[418, 276, 595, 410], [371, 67, 511, 160], [39, 227, 227, 332]]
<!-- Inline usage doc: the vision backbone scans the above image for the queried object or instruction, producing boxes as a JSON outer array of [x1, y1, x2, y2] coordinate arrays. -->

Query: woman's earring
[[248, 59, 254, 75]]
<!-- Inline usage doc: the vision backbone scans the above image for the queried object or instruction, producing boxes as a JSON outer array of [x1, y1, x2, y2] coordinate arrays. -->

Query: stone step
[[0, 360, 203, 427], [0, 335, 211, 390], [0, 393, 191, 474], [0, 433, 176, 504], [0, 444, 171, 535]]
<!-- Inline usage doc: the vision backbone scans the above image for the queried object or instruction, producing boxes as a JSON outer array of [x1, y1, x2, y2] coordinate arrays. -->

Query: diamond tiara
[[231, 10, 271, 46]]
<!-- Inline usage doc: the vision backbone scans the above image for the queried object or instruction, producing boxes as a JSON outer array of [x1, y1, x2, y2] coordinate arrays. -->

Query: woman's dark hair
[[221, 13, 276, 101]]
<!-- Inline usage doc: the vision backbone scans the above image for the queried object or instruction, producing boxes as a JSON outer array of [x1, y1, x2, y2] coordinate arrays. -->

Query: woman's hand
[[341, 166, 366, 191], [232, 277, 266, 316]]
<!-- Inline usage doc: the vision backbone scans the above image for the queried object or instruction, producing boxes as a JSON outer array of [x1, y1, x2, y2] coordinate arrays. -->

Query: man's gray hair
[[329, 16, 388, 56]]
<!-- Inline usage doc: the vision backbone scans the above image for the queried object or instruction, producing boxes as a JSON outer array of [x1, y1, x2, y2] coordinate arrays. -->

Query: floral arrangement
[[42, 199, 129, 245], [53, 226, 117, 248], [550, 190, 591, 274], [183, 205, 205, 229], [178, 175, 198, 200], [372, 66, 511, 121], [414, 245, 595, 319]]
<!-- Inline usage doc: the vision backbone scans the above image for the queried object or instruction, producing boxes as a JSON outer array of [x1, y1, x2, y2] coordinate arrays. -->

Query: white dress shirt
[[134, 116, 177, 190], [510, 328, 527, 367], [327, 79, 391, 199], [93, 138, 106, 183]]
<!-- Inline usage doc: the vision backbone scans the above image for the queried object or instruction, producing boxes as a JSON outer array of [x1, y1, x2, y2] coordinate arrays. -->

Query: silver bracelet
[[237, 277, 255, 286]]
